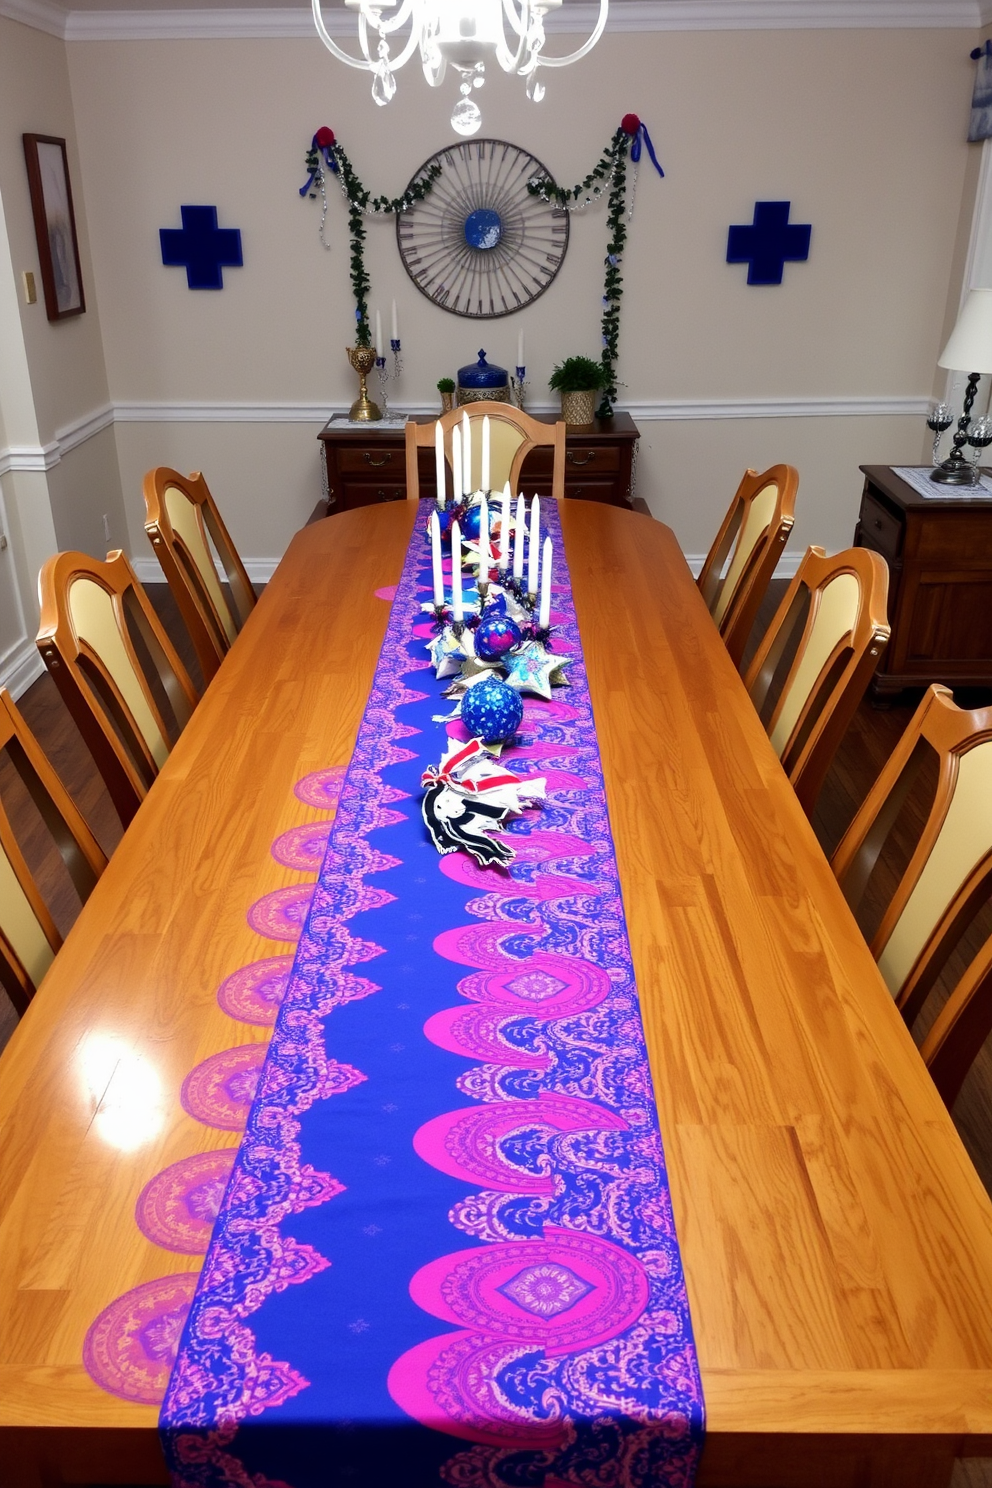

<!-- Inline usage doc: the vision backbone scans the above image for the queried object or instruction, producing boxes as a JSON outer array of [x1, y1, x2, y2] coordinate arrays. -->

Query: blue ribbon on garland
[[299, 133, 339, 197], [629, 121, 664, 177]]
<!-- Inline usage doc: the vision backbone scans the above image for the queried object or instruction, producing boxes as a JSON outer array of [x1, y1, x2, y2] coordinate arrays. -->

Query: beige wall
[[0, 13, 126, 639], [62, 23, 977, 564]]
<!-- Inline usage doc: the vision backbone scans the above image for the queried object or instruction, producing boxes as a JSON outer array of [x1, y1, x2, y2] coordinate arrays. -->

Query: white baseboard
[[132, 555, 278, 585], [683, 550, 803, 579], [0, 636, 45, 700]]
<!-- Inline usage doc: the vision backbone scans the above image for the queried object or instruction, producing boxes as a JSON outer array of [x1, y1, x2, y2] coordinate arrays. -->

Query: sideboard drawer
[[338, 446, 404, 475], [860, 493, 904, 558], [565, 446, 621, 473]]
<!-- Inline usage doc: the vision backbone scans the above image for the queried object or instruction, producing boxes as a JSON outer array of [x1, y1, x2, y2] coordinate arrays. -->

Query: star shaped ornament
[[503, 641, 571, 700], [428, 625, 474, 678]]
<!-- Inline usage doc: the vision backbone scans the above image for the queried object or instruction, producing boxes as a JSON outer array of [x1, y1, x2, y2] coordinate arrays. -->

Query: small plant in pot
[[549, 356, 607, 428], [437, 377, 455, 413]]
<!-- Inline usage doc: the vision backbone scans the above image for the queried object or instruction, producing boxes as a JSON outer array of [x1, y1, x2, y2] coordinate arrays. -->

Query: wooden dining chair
[[742, 545, 890, 816], [405, 403, 567, 501], [0, 688, 107, 1016], [697, 464, 799, 668], [36, 550, 199, 829], [143, 467, 256, 683], [832, 686, 992, 1070]]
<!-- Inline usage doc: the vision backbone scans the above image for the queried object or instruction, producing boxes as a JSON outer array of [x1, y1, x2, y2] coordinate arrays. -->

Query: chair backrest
[[918, 929, 992, 1110], [36, 549, 199, 828], [743, 545, 890, 816], [143, 467, 256, 683], [697, 465, 799, 668], [832, 684, 992, 1028], [405, 403, 567, 502], [0, 687, 107, 1014]]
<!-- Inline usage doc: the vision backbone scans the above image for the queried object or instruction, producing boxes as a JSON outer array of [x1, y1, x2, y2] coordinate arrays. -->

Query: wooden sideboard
[[318, 412, 639, 512], [854, 464, 992, 697]]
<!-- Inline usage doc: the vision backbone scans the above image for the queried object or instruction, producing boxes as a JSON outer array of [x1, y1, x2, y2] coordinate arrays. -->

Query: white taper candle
[[513, 494, 525, 579], [452, 425, 462, 502], [434, 421, 445, 507], [517, 329, 525, 369], [538, 536, 552, 629], [481, 415, 491, 493], [498, 485, 510, 570], [451, 520, 463, 624], [391, 299, 398, 341], [375, 309, 382, 355], [430, 510, 444, 607], [462, 410, 472, 495], [528, 496, 540, 595], [478, 496, 489, 581]]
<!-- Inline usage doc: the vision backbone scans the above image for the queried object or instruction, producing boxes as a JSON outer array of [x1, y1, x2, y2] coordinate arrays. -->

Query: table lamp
[[931, 288, 992, 484]]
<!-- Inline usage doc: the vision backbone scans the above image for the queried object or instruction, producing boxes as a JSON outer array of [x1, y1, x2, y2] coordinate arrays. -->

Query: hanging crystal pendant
[[451, 77, 482, 136], [525, 70, 545, 102], [372, 61, 397, 106]]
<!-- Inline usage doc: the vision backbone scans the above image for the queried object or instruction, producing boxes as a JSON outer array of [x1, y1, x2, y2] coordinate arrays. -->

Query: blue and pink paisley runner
[[160, 500, 704, 1488]]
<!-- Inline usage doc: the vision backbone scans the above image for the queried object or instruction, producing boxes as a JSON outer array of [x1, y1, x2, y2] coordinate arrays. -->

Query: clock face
[[396, 139, 569, 319]]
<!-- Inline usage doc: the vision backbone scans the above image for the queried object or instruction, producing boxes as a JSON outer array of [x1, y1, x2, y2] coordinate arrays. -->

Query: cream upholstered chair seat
[[36, 550, 199, 828], [143, 467, 256, 684], [742, 545, 890, 816], [0, 688, 107, 1015], [697, 465, 798, 668], [833, 684, 992, 1029], [405, 402, 566, 503]]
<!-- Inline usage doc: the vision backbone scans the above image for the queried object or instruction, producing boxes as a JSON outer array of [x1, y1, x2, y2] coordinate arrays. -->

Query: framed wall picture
[[22, 134, 85, 322]]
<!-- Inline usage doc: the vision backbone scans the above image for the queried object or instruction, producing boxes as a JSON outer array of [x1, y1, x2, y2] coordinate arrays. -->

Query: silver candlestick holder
[[391, 338, 403, 378], [511, 366, 527, 410]]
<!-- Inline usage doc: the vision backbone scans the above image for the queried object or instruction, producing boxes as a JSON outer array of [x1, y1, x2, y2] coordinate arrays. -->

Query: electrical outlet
[[102, 513, 111, 544], [21, 271, 36, 305]]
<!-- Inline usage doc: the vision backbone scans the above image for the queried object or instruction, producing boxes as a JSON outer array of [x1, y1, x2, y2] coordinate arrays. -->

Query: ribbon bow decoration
[[300, 126, 339, 197], [620, 114, 664, 177], [421, 738, 546, 869]]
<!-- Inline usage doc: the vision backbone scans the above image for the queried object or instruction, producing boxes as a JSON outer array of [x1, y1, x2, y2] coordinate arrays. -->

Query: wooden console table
[[318, 412, 639, 512], [855, 464, 992, 697]]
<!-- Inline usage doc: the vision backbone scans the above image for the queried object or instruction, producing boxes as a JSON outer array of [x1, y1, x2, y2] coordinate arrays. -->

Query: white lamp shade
[[938, 288, 992, 374]]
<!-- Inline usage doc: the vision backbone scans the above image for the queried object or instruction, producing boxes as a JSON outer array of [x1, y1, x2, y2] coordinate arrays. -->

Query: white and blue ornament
[[460, 675, 524, 744]]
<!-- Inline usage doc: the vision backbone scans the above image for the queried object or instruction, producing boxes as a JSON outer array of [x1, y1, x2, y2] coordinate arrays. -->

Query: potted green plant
[[548, 356, 607, 428], [437, 377, 455, 413]]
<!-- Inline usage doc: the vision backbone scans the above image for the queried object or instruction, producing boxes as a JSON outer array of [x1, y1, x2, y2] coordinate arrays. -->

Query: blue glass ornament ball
[[425, 508, 455, 542], [474, 611, 522, 662], [460, 677, 524, 745], [460, 505, 482, 542]]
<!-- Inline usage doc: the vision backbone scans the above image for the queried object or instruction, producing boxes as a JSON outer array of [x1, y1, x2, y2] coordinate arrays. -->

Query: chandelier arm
[[371, 0, 417, 37], [495, 0, 531, 71], [312, 0, 374, 69], [501, 0, 527, 38], [530, 0, 609, 67]]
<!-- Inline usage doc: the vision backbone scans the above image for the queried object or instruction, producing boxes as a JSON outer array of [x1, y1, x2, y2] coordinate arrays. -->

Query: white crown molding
[[0, 635, 45, 700], [114, 400, 337, 423], [0, 440, 60, 476], [0, 0, 66, 38], [57, 0, 982, 44], [56, 401, 115, 455]]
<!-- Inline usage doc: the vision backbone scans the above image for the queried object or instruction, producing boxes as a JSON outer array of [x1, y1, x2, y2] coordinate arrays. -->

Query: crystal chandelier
[[312, 0, 609, 136]]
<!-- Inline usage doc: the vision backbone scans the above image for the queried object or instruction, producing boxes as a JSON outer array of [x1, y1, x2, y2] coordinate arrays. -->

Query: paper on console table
[[892, 465, 992, 500], [327, 413, 410, 430]]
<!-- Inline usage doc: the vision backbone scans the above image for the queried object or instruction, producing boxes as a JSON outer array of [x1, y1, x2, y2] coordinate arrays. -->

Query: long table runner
[[159, 500, 704, 1488]]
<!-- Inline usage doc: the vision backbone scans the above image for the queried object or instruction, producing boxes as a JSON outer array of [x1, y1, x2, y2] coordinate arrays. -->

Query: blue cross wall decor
[[160, 205, 243, 290], [726, 201, 811, 286]]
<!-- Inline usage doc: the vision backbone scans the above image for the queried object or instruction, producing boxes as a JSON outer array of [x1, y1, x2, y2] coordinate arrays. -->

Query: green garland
[[303, 130, 441, 348], [527, 126, 631, 418]]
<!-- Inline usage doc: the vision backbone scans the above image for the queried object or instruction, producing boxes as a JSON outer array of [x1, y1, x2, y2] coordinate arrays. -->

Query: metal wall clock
[[396, 139, 568, 319]]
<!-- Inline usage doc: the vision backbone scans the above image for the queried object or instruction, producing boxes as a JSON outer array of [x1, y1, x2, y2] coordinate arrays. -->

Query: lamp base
[[930, 459, 979, 486]]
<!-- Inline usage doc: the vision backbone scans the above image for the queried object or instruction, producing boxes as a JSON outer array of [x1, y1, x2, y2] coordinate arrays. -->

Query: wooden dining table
[[4, 499, 992, 1488]]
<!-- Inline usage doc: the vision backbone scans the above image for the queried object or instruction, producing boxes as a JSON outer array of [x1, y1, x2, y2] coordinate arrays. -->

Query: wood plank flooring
[[3, 574, 992, 1486]]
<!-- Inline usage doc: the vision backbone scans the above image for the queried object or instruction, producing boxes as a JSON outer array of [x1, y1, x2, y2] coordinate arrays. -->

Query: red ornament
[[315, 126, 336, 148], [620, 114, 640, 136]]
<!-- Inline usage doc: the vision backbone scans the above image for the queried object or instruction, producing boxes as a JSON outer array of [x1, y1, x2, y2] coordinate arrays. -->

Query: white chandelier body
[[312, 0, 610, 136]]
